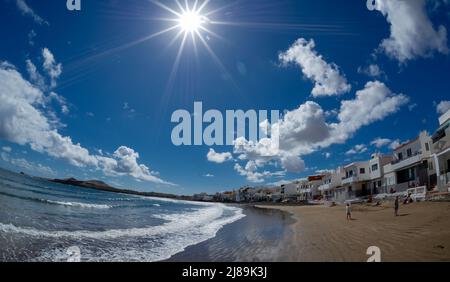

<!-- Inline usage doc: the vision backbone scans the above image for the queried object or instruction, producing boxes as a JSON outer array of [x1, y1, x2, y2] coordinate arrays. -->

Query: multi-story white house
[[337, 161, 370, 200], [383, 131, 434, 193], [298, 175, 324, 201], [318, 167, 344, 201], [368, 153, 393, 195], [281, 179, 304, 201], [431, 109, 450, 192]]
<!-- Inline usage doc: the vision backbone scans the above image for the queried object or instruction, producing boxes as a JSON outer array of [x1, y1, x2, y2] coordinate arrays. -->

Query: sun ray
[[175, 0, 186, 14], [195, 30, 240, 92], [198, 26, 226, 43], [168, 27, 186, 48], [196, 0, 210, 14], [66, 25, 180, 72], [148, 0, 182, 17]]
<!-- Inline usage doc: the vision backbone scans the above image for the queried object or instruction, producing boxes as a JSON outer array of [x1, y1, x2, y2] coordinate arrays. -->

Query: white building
[[431, 109, 450, 192], [299, 175, 324, 201], [318, 167, 344, 201], [337, 161, 370, 201], [281, 179, 304, 201], [368, 153, 393, 195], [383, 131, 434, 193]]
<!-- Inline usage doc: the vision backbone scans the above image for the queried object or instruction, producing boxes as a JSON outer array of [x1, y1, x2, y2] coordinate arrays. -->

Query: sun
[[178, 11, 204, 33]]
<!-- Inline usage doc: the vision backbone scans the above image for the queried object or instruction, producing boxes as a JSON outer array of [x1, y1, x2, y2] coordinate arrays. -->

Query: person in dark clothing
[[394, 196, 399, 216]]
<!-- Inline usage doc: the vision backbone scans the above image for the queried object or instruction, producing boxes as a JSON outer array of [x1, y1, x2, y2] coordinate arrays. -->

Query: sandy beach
[[257, 201, 450, 262]]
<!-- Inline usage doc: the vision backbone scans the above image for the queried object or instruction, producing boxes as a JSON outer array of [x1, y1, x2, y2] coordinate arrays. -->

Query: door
[[362, 183, 367, 196]]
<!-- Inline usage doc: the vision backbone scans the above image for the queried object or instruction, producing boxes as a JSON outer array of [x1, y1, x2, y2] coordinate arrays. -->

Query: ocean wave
[[0, 204, 240, 239], [44, 200, 111, 209], [0, 191, 111, 209], [32, 205, 245, 262]]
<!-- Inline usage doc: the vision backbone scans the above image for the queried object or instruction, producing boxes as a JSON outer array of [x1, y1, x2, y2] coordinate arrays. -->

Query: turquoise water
[[0, 168, 244, 261]]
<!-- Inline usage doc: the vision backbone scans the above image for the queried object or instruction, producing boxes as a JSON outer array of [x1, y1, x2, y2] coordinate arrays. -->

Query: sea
[[0, 168, 245, 262]]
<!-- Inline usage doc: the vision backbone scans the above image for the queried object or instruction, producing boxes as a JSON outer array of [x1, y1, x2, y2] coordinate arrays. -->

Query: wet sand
[[258, 201, 450, 262], [167, 205, 297, 262]]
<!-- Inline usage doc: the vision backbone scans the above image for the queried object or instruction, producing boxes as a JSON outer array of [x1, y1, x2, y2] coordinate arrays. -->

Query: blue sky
[[1, 0, 450, 195]]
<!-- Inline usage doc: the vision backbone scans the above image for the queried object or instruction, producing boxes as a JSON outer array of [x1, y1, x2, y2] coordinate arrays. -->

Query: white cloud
[[335, 81, 409, 140], [358, 64, 385, 78], [408, 103, 418, 111], [389, 139, 402, 150], [48, 92, 69, 114], [229, 81, 408, 178], [11, 157, 55, 176], [42, 48, 62, 88], [279, 38, 351, 97], [204, 173, 215, 177], [371, 137, 401, 150], [371, 138, 392, 148], [207, 148, 233, 163], [324, 152, 331, 159], [436, 100, 450, 114], [0, 62, 173, 186], [100, 146, 174, 185], [0, 152, 54, 176], [2, 146, 12, 153], [372, 0, 448, 63], [28, 29, 36, 46], [15, 0, 48, 25], [345, 144, 368, 155], [234, 161, 285, 183], [25, 59, 46, 89]]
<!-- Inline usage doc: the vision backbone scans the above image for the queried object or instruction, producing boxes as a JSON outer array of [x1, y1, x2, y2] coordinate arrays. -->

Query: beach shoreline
[[166, 204, 298, 262], [167, 201, 450, 262], [256, 201, 450, 262]]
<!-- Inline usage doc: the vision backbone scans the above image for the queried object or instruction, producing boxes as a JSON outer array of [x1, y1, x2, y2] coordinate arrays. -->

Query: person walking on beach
[[346, 203, 352, 220], [394, 196, 399, 216]]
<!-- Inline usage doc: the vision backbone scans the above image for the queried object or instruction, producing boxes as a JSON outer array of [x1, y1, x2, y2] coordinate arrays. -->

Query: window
[[360, 168, 365, 174], [407, 148, 412, 157], [372, 164, 378, 171], [398, 152, 403, 160], [378, 180, 382, 187], [425, 142, 430, 151]]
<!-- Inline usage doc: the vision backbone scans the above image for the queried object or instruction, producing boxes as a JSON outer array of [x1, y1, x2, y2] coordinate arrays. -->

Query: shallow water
[[0, 168, 244, 262]]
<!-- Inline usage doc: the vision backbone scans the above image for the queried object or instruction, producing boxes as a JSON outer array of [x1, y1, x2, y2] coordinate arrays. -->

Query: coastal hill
[[49, 177, 193, 201]]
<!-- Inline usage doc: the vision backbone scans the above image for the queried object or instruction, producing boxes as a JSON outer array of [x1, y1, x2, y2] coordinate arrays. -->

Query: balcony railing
[[391, 151, 422, 165]]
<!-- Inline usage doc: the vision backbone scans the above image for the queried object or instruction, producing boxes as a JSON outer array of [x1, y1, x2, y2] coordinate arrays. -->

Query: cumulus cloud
[[345, 144, 368, 155], [99, 146, 174, 185], [334, 81, 409, 140], [234, 161, 285, 183], [229, 81, 408, 180], [279, 38, 351, 97], [372, 0, 448, 63], [371, 138, 392, 148], [370, 137, 402, 150], [15, 0, 48, 25], [358, 64, 385, 78], [207, 148, 233, 163], [0, 62, 173, 186], [436, 100, 450, 114], [2, 146, 12, 153]]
